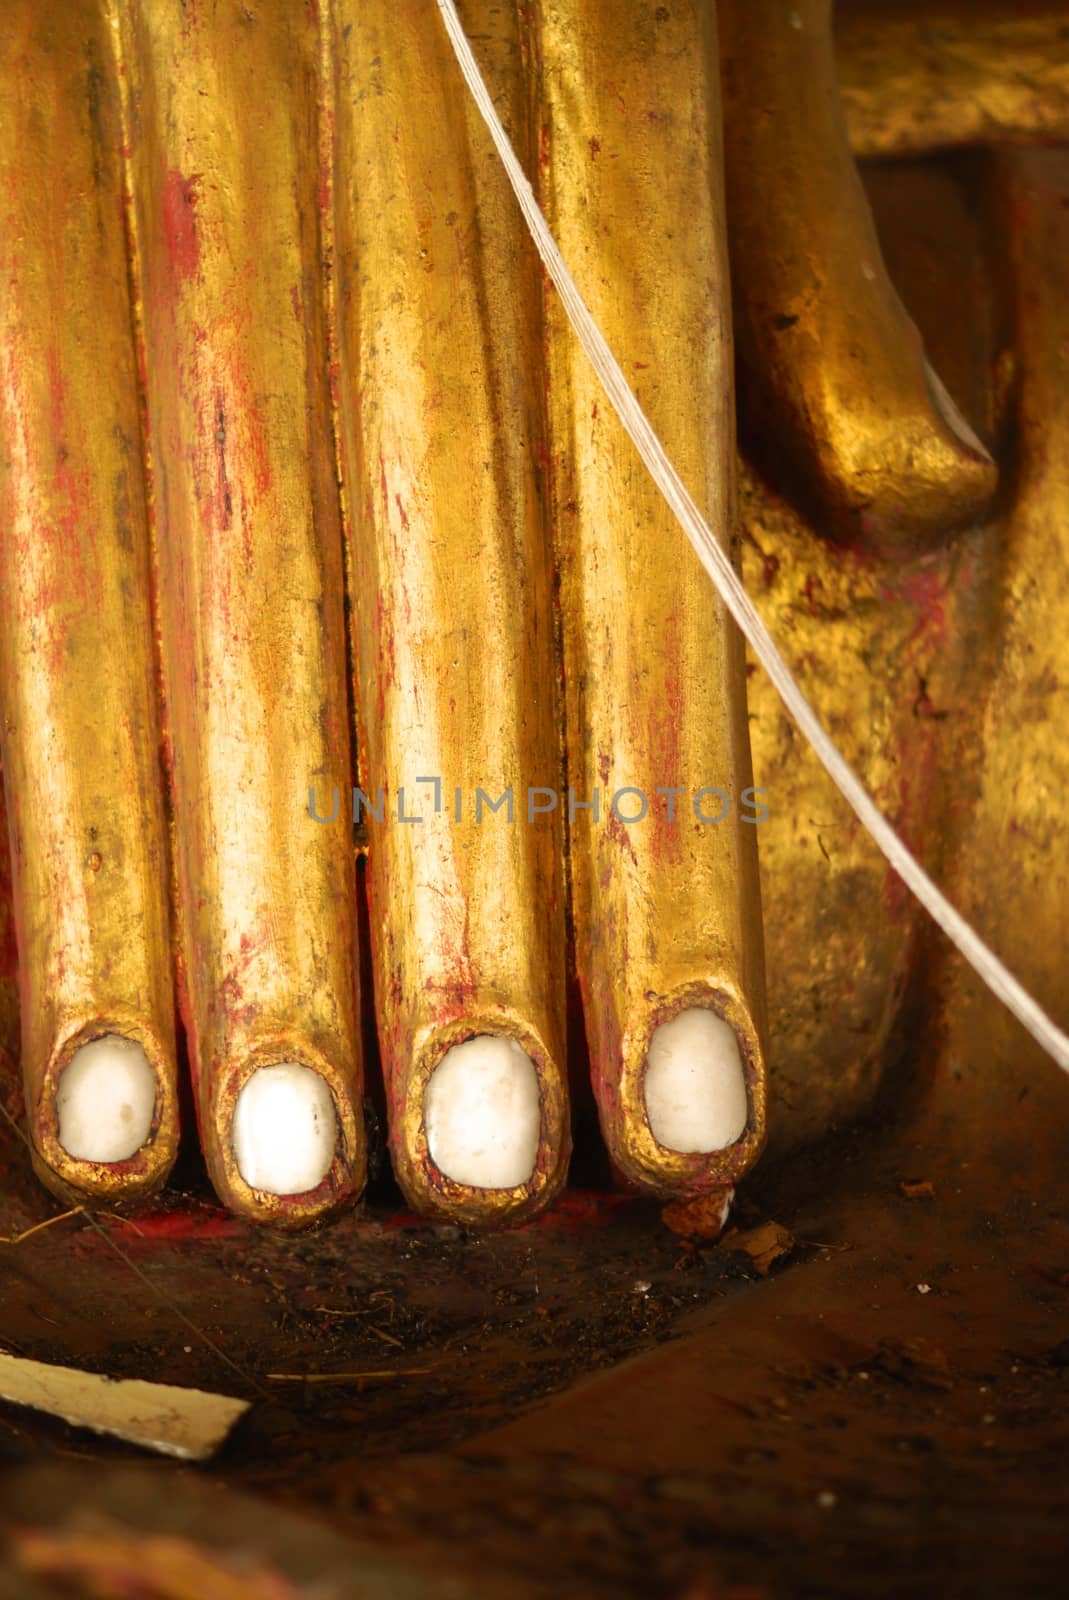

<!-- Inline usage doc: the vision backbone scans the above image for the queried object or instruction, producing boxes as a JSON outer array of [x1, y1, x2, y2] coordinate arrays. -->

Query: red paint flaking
[[802, 573, 824, 617], [530, 1189, 636, 1230], [899, 567, 948, 636], [607, 809, 638, 869], [115, 1207, 241, 1242], [162, 170, 201, 282]]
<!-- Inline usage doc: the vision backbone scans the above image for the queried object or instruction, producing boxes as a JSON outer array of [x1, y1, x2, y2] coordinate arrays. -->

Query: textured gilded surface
[[719, 0, 997, 552], [113, 0, 364, 1224], [538, 0, 767, 1191], [0, 0, 178, 1203], [930, 149, 1069, 1162], [837, 0, 1069, 158], [332, 0, 569, 1224], [0, 1, 1067, 1226]]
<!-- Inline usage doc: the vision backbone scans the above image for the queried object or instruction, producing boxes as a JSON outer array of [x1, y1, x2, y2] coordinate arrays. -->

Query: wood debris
[[0, 1351, 249, 1460], [660, 1187, 734, 1240], [719, 1220, 796, 1276]]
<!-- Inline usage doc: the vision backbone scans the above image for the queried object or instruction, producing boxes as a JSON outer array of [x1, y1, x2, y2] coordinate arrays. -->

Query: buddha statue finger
[[332, 0, 571, 1225], [536, 0, 768, 1197], [718, 0, 997, 554], [113, 0, 365, 1224], [0, 0, 180, 1205]]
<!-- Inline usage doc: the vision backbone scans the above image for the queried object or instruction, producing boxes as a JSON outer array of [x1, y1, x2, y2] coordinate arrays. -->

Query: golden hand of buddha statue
[[3, 0, 1061, 1229]]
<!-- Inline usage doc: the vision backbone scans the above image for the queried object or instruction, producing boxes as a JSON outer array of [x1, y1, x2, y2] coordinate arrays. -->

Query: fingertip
[[231, 1061, 338, 1196], [424, 1034, 542, 1190], [644, 1008, 749, 1153], [55, 1034, 157, 1163]]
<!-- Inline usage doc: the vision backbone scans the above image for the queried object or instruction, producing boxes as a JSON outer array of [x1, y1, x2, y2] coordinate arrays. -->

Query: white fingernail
[[56, 1035, 157, 1162], [231, 1062, 337, 1195], [644, 1008, 748, 1153], [424, 1035, 541, 1189]]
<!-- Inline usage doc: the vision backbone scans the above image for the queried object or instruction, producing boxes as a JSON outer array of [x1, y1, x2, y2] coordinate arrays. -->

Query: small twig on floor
[[266, 1368, 432, 1384], [365, 1323, 404, 1348], [368, 1288, 397, 1324], [310, 1308, 403, 1346], [0, 1207, 82, 1246], [98, 1210, 146, 1237]]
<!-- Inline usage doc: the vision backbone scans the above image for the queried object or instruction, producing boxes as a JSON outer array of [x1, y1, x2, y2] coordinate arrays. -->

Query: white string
[[435, 0, 1069, 1078]]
